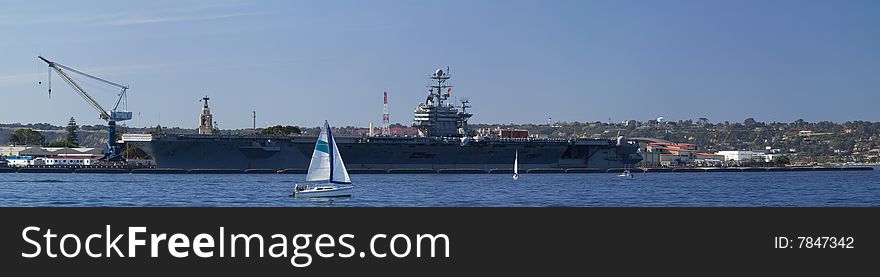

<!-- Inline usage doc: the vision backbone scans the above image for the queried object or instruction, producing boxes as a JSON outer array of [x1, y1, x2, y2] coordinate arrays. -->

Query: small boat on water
[[291, 121, 353, 198], [618, 170, 634, 179], [293, 184, 353, 198], [513, 149, 520, 180]]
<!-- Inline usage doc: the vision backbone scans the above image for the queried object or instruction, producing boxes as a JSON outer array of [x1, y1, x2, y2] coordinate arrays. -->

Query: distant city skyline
[[2, 0, 879, 129]]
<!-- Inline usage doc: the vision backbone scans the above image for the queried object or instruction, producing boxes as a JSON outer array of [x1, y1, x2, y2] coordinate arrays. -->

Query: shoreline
[[0, 166, 874, 174]]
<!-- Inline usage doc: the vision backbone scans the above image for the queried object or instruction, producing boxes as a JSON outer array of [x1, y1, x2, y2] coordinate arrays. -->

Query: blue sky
[[2, 0, 878, 129]]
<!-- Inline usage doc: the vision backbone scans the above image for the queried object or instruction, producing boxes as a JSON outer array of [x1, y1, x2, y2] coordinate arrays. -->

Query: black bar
[[1, 208, 875, 275]]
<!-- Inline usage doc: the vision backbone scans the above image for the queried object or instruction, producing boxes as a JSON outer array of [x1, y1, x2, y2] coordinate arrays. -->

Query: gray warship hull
[[127, 135, 642, 170], [129, 67, 642, 171]]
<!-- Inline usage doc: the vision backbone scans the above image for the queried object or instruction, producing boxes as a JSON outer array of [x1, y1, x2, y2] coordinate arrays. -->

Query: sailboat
[[291, 121, 353, 198], [618, 170, 634, 179], [618, 163, 634, 179], [513, 149, 520, 180]]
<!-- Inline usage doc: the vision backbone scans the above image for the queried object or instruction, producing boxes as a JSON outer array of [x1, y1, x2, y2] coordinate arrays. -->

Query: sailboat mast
[[326, 121, 334, 183]]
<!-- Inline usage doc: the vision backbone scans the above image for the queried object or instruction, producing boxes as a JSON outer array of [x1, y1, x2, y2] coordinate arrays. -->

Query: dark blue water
[[1, 169, 878, 207]]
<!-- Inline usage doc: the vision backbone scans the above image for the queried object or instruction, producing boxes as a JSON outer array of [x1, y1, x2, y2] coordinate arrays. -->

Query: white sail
[[513, 149, 519, 180], [328, 122, 351, 184], [305, 122, 332, 182], [305, 121, 351, 184], [514, 150, 519, 174]]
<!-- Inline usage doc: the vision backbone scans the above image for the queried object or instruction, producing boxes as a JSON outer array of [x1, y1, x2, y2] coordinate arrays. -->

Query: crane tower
[[38, 56, 132, 161]]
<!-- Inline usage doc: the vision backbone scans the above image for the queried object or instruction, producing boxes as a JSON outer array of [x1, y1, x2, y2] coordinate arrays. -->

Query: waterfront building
[[0, 146, 104, 158], [716, 150, 761, 163], [694, 152, 724, 166], [41, 157, 96, 166], [5, 156, 34, 167], [632, 138, 701, 167]]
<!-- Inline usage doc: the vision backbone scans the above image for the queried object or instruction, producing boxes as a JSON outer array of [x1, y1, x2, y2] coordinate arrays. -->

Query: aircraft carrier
[[124, 68, 642, 171]]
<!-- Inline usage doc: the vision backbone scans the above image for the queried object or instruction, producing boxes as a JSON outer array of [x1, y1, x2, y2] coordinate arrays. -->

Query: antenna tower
[[382, 91, 390, 135]]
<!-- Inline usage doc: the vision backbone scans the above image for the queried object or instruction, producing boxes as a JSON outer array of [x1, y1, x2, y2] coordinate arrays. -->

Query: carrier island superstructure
[[124, 68, 642, 170]]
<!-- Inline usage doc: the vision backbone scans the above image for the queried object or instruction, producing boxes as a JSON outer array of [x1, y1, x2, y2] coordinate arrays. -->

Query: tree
[[743, 118, 757, 128], [64, 117, 80, 147], [260, 125, 302, 136], [46, 141, 76, 147], [10, 128, 46, 146], [772, 156, 791, 166], [149, 125, 164, 135]]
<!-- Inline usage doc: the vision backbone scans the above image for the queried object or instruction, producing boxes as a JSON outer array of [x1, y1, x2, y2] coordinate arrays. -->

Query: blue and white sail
[[513, 149, 519, 180], [305, 121, 351, 184]]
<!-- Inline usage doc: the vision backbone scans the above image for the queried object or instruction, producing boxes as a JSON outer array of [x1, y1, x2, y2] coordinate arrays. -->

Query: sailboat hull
[[294, 185, 353, 198]]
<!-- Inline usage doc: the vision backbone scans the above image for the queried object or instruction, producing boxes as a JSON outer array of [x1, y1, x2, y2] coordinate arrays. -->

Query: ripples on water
[[0, 169, 878, 207]]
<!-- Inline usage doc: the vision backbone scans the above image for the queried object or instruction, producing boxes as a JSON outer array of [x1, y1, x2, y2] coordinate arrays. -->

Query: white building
[[2, 146, 103, 167], [715, 150, 787, 164], [715, 151, 763, 162], [694, 152, 725, 166], [5, 156, 34, 167], [5, 156, 96, 167], [759, 153, 786, 163], [42, 157, 96, 166], [1, 146, 104, 158]]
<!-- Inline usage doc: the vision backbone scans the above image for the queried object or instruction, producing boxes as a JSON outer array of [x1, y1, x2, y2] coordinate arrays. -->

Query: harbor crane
[[38, 56, 132, 161]]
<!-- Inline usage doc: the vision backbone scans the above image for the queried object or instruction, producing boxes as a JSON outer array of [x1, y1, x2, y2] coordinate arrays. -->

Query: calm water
[[1, 169, 878, 207]]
